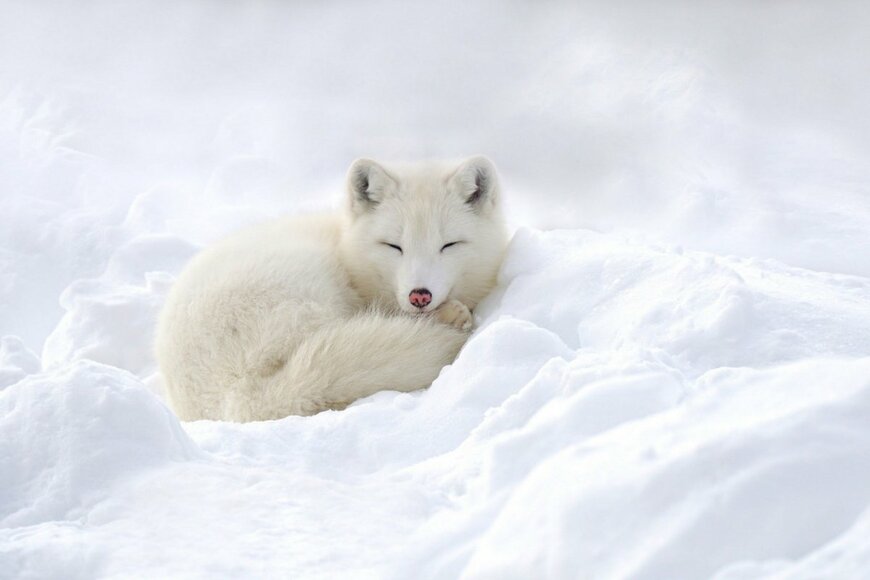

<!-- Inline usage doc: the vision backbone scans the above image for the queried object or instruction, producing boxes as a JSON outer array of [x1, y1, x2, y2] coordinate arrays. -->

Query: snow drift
[[3, 228, 870, 578]]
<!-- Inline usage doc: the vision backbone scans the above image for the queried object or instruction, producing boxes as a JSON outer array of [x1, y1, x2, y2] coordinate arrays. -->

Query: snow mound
[[0, 361, 199, 529], [39, 231, 196, 369], [492, 229, 870, 375], [5, 228, 870, 578], [0, 336, 40, 390], [431, 358, 870, 580]]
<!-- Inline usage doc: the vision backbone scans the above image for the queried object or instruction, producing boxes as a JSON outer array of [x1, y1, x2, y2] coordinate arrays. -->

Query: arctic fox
[[155, 156, 508, 421]]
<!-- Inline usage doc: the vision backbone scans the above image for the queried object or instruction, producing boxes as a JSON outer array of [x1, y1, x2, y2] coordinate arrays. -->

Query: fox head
[[340, 156, 509, 315]]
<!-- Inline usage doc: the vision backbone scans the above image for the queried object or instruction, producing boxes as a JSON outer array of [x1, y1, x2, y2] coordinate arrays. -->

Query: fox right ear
[[347, 159, 395, 214], [449, 155, 499, 213]]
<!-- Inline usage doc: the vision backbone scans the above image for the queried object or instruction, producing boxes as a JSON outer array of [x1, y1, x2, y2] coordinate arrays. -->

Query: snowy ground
[[3, 2, 870, 579]]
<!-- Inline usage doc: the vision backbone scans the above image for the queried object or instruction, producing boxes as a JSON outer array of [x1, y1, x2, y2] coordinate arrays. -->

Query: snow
[[3, 1, 870, 579]]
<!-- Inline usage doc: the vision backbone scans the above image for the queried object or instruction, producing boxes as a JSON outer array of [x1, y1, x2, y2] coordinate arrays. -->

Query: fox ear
[[347, 158, 396, 214], [450, 156, 499, 212]]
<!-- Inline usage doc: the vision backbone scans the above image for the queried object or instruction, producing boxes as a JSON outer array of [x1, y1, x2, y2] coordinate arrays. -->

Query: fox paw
[[436, 299, 473, 331]]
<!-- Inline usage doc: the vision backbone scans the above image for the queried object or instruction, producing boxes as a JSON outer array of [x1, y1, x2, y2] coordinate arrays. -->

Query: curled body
[[155, 156, 508, 421]]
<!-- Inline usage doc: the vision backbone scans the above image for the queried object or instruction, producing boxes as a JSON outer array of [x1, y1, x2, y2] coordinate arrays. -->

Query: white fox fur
[[155, 156, 509, 421]]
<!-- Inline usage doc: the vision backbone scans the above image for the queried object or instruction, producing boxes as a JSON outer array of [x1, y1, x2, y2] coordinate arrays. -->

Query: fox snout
[[409, 288, 432, 309]]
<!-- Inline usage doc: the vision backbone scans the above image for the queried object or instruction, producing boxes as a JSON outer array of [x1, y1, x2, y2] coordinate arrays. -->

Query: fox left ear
[[347, 158, 397, 216], [450, 156, 499, 212]]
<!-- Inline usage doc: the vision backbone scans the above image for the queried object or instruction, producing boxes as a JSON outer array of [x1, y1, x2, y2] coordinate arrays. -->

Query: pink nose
[[409, 288, 432, 308]]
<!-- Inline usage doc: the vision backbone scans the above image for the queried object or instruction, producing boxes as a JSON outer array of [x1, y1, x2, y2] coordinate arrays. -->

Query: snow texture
[[2, 2, 870, 579]]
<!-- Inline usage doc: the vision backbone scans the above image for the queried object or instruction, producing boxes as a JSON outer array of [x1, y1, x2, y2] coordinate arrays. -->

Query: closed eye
[[441, 241, 464, 252], [381, 242, 403, 254]]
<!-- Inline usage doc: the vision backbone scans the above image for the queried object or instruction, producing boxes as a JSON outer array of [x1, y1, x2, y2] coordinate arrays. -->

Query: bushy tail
[[230, 312, 469, 420]]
